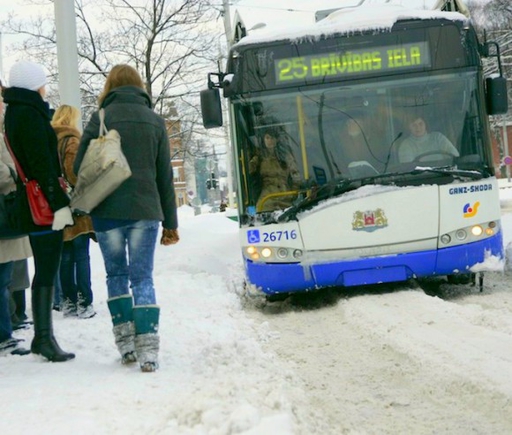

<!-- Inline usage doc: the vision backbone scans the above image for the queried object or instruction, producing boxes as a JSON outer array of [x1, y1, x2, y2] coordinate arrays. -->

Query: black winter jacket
[[74, 86, 177, 230], [3, 87, 70, 233]]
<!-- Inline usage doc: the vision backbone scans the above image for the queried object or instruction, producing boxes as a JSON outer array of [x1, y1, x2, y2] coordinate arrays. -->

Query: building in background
[[491, 119, 512, 178], [194, 154, 209, 204], [166, 108, 188, 207]]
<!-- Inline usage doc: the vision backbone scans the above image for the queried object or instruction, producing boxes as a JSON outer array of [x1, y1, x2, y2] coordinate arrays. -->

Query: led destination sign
[[275, 42, 430, 83]]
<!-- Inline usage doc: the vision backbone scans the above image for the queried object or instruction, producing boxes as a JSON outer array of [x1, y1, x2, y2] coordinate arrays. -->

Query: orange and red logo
[[463, 202, 480, 218]]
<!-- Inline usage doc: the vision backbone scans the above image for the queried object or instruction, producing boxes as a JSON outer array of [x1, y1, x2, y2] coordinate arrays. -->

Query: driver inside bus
[[398, 116, 459, 163]]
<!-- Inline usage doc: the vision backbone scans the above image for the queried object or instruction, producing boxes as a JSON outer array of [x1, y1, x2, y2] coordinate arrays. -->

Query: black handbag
[[0, 167, 26, 239]]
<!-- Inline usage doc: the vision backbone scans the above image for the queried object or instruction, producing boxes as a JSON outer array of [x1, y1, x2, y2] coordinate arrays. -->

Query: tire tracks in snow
[[244, 285, 512, 434]]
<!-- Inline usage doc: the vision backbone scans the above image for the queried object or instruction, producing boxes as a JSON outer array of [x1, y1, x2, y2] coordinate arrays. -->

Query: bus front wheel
[[446, 273, 475, 285]]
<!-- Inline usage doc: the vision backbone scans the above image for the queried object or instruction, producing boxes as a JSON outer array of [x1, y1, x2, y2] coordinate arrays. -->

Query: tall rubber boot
[[107, 294, 136, 364], [31, 286, 75, 362], [133, 305, 160, 373]]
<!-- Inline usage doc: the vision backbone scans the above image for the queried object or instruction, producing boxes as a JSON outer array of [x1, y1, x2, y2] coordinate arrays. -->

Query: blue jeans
[[0, 262, 14, 342], [96, 220, 159, 306], [60, 234, 93, 306]]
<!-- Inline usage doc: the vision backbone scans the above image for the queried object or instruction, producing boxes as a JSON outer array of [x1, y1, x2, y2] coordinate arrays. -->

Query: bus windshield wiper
[[278, 176, 355, 221], [411, 166, 484, 180], [278, 167, 486, 222]]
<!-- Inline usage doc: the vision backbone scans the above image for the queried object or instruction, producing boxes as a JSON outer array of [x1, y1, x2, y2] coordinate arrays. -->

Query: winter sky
[[0, 0, 490, 79]]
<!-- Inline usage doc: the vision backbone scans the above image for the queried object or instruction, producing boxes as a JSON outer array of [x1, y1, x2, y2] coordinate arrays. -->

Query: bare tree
[[467, 0, 512, 113], [1, 0, 225, 163], [466, 0, 512, 174], [484, 0, 512, 29]]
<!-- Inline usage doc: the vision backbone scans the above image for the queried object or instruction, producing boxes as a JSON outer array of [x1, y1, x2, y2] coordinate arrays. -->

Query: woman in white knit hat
[[3, 60, 75, 362]]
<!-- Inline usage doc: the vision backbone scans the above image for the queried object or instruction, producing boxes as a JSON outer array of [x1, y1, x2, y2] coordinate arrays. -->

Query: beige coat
[[53, 125, 95, 242], [249, 151, 301, 212], [0, 134, 32, 264]]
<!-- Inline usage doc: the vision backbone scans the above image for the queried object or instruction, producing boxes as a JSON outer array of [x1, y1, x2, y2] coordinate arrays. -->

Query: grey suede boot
[[107, 294, 136, 364], [133, 305, 160, 372]]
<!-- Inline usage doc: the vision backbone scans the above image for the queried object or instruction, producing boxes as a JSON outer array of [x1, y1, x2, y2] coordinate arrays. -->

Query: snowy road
[[226, 190, 512, 435], [243, 276, 512, 434], [3, 198, 512, 434]]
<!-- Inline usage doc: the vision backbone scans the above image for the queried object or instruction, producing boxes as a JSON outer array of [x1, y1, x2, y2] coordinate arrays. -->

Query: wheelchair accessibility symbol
[[247, 230, 260, 244]]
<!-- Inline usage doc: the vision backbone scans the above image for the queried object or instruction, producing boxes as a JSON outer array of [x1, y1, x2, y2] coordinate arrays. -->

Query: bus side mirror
[[200, 88, 223, 129], [486, 76, 508, 115]]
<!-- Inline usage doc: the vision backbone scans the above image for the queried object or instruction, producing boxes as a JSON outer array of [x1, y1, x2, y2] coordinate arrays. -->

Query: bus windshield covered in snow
[[201, 3, 509, 296]]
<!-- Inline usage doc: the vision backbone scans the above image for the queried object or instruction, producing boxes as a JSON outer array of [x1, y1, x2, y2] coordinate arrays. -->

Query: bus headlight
[[485, 221, 496, 236], [471, 225, 483, 236], [243, 246, 301, 263], [455, 229, 467, 240], [439, 221, 500, 248], [246, 246, 259, 260], [440, 234, 451, 244]]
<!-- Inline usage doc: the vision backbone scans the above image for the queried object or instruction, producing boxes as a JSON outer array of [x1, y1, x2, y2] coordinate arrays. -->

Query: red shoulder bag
[[4, 134, 68, 226]]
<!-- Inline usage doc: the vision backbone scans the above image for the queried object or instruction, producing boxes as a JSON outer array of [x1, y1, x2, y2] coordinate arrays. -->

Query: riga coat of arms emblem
[[352, 208, 388, 232]]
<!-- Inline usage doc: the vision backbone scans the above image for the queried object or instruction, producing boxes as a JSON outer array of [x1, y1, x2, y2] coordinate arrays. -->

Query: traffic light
[[206, 178, 218, 190]]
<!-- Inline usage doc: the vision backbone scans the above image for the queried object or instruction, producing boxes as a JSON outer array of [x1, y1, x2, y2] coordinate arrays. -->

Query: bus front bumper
[[245, 232, 503, 295]]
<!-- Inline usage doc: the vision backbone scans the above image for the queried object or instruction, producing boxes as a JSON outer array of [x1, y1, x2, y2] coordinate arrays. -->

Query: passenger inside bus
[[248, 124, 301, 212], [336, 112, 380, 177], [397, 116, 459, 163]]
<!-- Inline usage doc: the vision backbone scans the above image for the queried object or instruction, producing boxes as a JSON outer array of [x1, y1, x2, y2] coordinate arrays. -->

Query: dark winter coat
[[3, 87, 70, 233], [74, 85, 177, 230]]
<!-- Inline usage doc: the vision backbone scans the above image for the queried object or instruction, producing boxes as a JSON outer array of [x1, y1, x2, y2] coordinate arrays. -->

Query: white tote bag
[[70, 109, 132, 214]]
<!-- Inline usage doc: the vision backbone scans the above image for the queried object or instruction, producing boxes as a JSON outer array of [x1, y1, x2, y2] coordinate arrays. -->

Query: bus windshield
[[234, 71, 491, 217]]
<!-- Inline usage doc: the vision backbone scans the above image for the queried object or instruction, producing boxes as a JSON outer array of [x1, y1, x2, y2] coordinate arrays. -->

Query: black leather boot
[[12, 290, 28, 321], [31, 286, 75, 362]]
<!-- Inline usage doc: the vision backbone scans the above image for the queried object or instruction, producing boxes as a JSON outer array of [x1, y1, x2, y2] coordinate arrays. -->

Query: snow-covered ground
[[2, 188, 512, 435]]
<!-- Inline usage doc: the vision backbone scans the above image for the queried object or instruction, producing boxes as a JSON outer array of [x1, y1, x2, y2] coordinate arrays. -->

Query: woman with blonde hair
[[51, 104, 96, 319], [74, 64, 179, 372]]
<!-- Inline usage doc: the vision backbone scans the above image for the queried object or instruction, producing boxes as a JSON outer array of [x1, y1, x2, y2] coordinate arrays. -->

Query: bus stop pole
[[54, 0, 83, 131]]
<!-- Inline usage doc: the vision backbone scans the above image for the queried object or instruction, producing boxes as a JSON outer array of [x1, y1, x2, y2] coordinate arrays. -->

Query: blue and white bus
[[201, 1, 508, 297]]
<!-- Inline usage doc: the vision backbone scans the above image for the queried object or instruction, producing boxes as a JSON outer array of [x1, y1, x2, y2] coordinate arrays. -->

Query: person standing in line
[[52, 269, 63, 312], [9, 259, 31, 329], [0, 87, 32, 356], [74, 64, 179, 372], [52, 104, 96, 319], [3, 60, 75, 362]]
